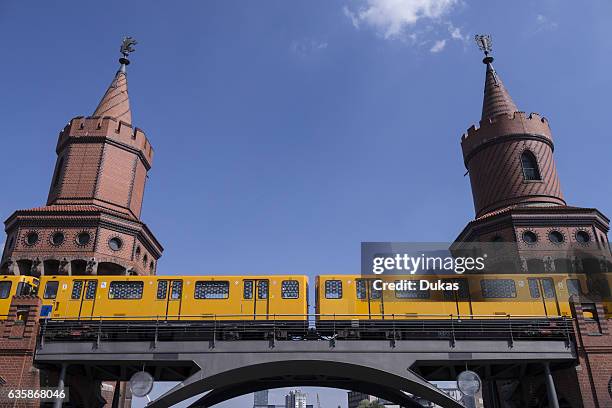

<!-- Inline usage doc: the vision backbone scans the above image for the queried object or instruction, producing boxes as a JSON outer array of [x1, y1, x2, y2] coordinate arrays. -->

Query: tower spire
[[475, 34, 518, 121], [93, 37, 138, 124]]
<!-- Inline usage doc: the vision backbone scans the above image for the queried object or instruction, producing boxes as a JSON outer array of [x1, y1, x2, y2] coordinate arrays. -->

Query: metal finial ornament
[[119, 36, 137, 72], [474, 34, 494, 64], [120, 36, 137, 58]]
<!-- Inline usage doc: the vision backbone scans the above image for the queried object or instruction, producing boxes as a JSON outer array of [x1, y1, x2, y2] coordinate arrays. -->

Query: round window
[[576, 231, 590, 243], [108, 237, 123, 251], [522, 231, 538, 244], [77, 232, 91, 246], [51, 232, 65, 246], [25, 232, 39, 246], [548, 231, 564, 244]]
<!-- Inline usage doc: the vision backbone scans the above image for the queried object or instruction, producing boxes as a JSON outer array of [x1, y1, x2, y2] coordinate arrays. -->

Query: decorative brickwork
[[0, 46, 159, 407], [455, 49, 612, 407], [461, 111, 565, 218], [0, 296, 42, 408], [0, 54, 162, 278], [571, 301, 612, 407]]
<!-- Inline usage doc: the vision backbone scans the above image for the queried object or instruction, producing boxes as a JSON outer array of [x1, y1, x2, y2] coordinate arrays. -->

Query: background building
[[254, 390, 269, 408], [285, 390, 307, 408]]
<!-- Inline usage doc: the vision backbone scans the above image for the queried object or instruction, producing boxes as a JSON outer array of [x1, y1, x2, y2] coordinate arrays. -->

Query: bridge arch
[[148, 359, 464, 408]]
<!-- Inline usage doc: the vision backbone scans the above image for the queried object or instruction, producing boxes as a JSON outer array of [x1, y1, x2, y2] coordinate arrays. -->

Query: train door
[[456, 279, 472, 317], [65, 280, 97, 319], [242, 279, 269, 320], [446, 278, 472, 317], [528, 278, 560, 317], [367, 279, 384, 319], [354, 279, 369, 317], [255, 280, 270, 320], [65, 280, 85, 317], [166, 280, 183, 319], [79, 280, 98, 318]]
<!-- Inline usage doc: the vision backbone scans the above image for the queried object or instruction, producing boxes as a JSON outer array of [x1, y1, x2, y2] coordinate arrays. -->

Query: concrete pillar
[[53, 363, 67, 408], [544, 362, 560, 408]]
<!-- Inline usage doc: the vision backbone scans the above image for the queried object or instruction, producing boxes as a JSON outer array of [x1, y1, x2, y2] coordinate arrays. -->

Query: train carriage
[[315, 273, 610, 338], [0, 275, 39, 319], [39, 275, 308, 322]]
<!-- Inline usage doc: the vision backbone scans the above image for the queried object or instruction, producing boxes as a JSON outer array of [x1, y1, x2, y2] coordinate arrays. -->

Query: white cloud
[[535, 14, 558, 32], [344, 0, 459, 39], [343, 6, 360, 28], [448, 23, 468, 42], [290, 38, 329, 57], [430, 39, 446, 53]]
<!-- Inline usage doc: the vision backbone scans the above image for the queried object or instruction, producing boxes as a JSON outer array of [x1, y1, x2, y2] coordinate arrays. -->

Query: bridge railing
[[37, 314, 574, 347]]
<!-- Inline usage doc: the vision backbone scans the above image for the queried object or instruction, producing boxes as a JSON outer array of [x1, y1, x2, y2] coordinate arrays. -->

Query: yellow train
[[315, 273, 610, 330], [37, 275, 308, 321], [1, 272, 610, 339], [316, 274, 587, 318]]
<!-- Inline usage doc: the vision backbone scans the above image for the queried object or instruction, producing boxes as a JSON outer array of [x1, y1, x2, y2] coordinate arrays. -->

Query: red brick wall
[[51, 143, 104, 201], [129, 160, 147, 219], [0, 296, 41, 408], [571, 301, 612, 408], [461, 112, 565, 218], [97, 144, 138, 212]]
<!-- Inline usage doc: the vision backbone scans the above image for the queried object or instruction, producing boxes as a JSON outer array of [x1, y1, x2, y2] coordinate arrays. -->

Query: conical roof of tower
[[93, 69, 132, 124], [481, 57, 518, 120]]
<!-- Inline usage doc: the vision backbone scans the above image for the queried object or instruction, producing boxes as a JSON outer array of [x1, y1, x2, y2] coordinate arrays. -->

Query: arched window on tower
[[520, 151, 541, 181]]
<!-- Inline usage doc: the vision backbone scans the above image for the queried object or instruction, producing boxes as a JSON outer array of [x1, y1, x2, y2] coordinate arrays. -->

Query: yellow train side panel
[[0, 275, 39, 319], [40, 275, 308, 321]]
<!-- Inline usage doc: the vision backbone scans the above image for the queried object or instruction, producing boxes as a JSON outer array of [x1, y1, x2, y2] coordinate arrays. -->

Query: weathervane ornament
[[119, 36, 137, 72], [120, 36, 137, 58], [474, 34, 494, 64]]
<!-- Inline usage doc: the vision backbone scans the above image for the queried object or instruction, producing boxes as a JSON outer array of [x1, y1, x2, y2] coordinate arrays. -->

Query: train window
[[0, 281, 11, 299], [369, 281, 381, 299], [528, 279, 540, 298], [85, 281, 97, 300], [108, 281, 143, 299], [325, 280, 342, 299], [71, 281, 83, 300], [442, 279, 470, 300], [157, 281, 168, 299], [171, 281, 182, 300], [43, 281, 59, 299], [257, 281, 268, 299], [480, 279, 516, 298], [356, 280, 366, 299], [541, 279, 555, 299], [281, 280, 299, 299], [567, 279, 582, 296], [243, 280, 253, 299], [528, 278, 555, 299], [195, 281, 229, 299], [395, 281, 429, 299], [16, 282, 29, 296]]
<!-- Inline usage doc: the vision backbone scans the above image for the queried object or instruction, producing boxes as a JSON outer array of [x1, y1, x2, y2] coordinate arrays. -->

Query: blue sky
[[1, 1, 611, 407]]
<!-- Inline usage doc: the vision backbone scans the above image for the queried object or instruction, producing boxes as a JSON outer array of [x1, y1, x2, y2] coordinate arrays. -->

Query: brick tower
[[454, 36, 612, 408], [0, 38, 162, 277], [454, 37, 610, 275]]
